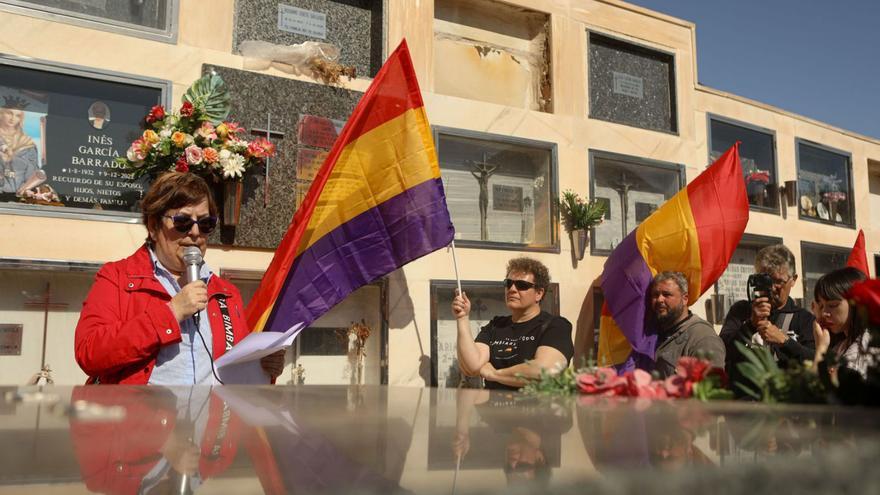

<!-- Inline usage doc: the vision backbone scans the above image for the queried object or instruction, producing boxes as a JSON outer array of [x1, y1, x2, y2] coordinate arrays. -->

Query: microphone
[[182, 246, 203, 326]]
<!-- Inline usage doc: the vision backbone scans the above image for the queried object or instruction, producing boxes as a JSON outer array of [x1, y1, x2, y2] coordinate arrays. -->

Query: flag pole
[[450, 240, 462, 295]]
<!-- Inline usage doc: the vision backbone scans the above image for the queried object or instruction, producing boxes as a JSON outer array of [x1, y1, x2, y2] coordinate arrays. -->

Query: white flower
[[219, 149, 232, 161], [221, 153, 246, 179], [159, 128, 172, 139]]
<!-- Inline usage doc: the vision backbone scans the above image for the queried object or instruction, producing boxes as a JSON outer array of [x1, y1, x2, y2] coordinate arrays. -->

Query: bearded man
[[651, 271, 725, 378]]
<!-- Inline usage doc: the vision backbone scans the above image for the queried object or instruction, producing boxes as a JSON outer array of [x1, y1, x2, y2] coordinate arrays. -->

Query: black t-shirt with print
[[475, 311, 574, 390]]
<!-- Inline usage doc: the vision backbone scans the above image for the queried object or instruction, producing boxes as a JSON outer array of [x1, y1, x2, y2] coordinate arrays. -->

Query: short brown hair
[[506, 257, 550, 291], [141, 172, 217, 241]]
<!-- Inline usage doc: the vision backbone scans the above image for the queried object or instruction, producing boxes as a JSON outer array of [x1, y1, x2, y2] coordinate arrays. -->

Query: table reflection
[[0, 385, 877, 494]]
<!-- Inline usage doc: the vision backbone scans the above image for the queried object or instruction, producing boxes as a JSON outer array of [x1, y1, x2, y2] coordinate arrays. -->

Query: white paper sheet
[[214, 323, 304, 384]]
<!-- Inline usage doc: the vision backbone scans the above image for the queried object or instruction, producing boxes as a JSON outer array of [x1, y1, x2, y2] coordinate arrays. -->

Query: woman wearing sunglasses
[[452, 257, 574, 390], [75, 172, 284, 384]]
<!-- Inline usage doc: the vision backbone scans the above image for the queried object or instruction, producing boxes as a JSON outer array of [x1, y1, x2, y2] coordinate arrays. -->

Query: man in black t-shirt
[[452, 257, 574, 390]]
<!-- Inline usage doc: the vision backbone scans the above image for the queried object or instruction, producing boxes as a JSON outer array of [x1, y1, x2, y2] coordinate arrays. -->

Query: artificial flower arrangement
[[558, 189, 607, 232], [822, 191, 847, 203], [746, 171, 771, 184], [115, 73, 275, 182]]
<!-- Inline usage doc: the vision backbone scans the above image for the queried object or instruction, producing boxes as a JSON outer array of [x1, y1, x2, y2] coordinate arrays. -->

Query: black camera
[[747, 273, 774, 302]]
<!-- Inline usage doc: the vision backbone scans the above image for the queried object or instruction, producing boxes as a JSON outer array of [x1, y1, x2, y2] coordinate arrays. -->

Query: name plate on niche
[[612, 71, 644, 99], [0, 324, 22, 356], [492, 184, 523, 212], [278, 4, 327, 39]]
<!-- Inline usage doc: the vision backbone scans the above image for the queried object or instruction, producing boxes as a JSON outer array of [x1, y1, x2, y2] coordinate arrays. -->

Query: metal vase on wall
[[222, 181, 243, 227], [571, 229, 589, 261]]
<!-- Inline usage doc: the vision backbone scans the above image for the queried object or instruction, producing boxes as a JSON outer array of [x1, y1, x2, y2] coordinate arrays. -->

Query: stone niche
[[203, 65, 362, 249], [234, 0, 385, 78], [588, 32, 677, 133], [433, 0, 552, 112]]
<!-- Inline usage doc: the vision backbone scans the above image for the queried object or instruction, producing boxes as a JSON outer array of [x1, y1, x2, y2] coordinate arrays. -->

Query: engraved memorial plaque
[[492, 184, 523, 212], [612, 71, 644, 99], [0, 324, 23, 356], [278, 4, 327, 39]]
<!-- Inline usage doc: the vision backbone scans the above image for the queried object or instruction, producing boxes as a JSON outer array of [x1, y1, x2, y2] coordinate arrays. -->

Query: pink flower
[[203, 147, 219, 164], [146, 105, 165, 124], [185, 145, 204, 165], [127, 139, 148, 161], [224, 121, 245, 136], [576, 367, 627, 396], [247, 137, 276, 158], [180, 101, 194, 118], [175, 156, 189, 173], [196, 122, 217, 142]]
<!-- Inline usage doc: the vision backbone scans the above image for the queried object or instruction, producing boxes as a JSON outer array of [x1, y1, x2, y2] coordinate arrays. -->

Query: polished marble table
[[1, 385, 878, 494]]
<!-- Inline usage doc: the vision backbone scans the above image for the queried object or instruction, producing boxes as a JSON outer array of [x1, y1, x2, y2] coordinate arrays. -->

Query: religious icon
[[469, 152, 498, 241]]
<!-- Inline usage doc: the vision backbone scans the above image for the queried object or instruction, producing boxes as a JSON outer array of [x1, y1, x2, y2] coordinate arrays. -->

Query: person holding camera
[[720, 244, 816, 390]]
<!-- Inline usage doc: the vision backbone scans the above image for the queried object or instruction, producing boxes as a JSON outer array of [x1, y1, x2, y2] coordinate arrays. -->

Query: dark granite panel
[[234, 0, 384, 78], [589, 33, 678, 134], [203, 64, 362, 249], [14, 0, 166, 29]]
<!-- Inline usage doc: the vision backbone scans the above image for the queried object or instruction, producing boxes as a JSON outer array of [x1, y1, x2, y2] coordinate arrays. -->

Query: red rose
[[180, 101, 194, 118], [846, 279, 880, 325], [175, 156, 189, 172], [146, 105, 165, 124], [675, 356, 711, 382]]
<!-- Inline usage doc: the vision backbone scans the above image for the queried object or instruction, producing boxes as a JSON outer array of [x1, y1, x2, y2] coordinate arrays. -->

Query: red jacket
[[75, 244, 250, 384]]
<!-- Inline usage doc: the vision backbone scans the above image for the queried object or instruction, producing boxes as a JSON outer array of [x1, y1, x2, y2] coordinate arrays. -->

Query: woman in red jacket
[[74, 172, 283, 384]]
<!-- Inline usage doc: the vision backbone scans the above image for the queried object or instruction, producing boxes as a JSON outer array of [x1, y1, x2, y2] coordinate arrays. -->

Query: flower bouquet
[[746, 171, 771, 184], [823, 191, 847, 203], [558, 190, 606, 231], [115, 73, 275, 183]]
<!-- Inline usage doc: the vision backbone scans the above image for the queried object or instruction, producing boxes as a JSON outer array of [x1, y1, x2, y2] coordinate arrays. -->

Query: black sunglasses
[[163, 214, 218, 234], [504, 278, 536, 291]]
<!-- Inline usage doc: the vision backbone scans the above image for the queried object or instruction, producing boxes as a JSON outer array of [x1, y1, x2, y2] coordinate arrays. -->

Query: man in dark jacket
[[720, 244, 816, 390], [651, 271, 725, 378]]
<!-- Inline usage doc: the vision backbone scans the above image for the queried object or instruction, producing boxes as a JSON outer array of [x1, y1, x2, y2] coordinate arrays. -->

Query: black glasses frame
[[163, 214, 218, 234], [503, 278, 537, 291]]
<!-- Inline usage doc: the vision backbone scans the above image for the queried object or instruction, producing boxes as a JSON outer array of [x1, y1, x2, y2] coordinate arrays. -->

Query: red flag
[[846, 229, 870, 276]]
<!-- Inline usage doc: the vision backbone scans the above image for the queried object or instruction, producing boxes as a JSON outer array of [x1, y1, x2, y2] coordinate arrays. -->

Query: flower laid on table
[[522, 356, 732, 401], [558, 190, 607, 232], [823, 191, 847, 203], [115, 73, 275, 183]]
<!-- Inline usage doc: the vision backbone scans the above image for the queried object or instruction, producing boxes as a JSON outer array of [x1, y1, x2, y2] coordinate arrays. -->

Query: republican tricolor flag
[[597, 144, 749, 372], [246, 40, 454, 333]]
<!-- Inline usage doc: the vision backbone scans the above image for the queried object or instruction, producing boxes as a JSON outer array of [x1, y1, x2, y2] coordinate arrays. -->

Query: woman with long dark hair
[[812, 267, 873, 378]]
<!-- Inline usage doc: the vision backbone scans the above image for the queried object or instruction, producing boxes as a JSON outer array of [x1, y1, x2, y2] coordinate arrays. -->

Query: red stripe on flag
[[686, 143, 750, 295]]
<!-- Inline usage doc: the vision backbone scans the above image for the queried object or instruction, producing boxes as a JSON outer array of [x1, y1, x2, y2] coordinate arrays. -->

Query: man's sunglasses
[[504, 278, 536, 291], [163, 214, 218, 234]]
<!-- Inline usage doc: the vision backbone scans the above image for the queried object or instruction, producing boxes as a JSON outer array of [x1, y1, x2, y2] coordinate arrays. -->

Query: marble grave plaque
[[234, 0, 384, 77], [202, 64, 361, 249]]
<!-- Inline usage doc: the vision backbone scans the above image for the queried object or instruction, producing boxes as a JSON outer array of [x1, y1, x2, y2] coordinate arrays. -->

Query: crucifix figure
[[23, 282, 68, 383], [612, 172, 634, 235], [469, 152, 498, 241]]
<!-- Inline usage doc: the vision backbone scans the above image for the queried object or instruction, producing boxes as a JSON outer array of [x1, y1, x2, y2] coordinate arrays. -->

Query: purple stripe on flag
[[600, 231, 657, 359], [265, 178, 454, 332]]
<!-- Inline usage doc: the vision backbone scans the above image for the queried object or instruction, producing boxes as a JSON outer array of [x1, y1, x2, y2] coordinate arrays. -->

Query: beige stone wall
[[0, 0, 877, 386]]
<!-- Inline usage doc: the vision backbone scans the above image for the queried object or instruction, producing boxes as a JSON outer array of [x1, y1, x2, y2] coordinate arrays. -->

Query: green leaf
[[182, 72, 231, 125]]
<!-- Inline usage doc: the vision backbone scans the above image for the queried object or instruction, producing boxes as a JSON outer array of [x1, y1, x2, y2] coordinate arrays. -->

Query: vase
[[571, 229, 589, 261], [746, 181, 767, 206], [222, 180, 243, 227]]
